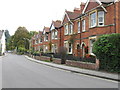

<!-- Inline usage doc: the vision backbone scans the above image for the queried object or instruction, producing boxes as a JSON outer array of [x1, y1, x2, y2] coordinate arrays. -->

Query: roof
[[53, 20, 61, 28], [62, 10, 80, 24], [82, 0, 109, 13], [43, 27, 50, 33], [66, 11, 80, 20]]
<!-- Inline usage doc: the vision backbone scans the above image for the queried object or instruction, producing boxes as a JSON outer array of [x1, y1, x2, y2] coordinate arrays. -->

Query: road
[[1, 53, 118, 88]]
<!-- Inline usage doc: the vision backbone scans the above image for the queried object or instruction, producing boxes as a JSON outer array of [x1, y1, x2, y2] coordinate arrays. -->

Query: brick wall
[[66, 60, 97, 70], [52, 58, 61, 64]]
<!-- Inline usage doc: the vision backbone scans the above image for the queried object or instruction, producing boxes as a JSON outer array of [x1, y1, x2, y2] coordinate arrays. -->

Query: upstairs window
[[78, 21, 80, 33], [51, 31, 54, 39], [45, 34, 48, 41], [69, 24, 73, 35], [51, 30, 58, 39], [98, 11, 104, 26], [90, 12, 97, 27], [54, 31, 58, 39], [82, 20, 86, 32], [64, 24, 68, 35]]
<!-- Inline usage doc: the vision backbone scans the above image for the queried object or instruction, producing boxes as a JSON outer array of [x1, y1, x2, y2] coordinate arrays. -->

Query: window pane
[[82, 20, 85, 31], [98, 11, 104, 26], [78, 21, 80, 33], [90, 12, 96, 27]]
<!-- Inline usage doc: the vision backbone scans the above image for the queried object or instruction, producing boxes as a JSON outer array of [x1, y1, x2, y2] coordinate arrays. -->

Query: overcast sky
[[0, 0, 87, 35]]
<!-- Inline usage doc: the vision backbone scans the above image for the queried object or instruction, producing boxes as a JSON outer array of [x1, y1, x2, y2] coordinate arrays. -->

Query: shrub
[[17, 47, 27, 55], [58, 47, 67, 64], [93, 33, 120, 72], [33, 51, 40, 56]]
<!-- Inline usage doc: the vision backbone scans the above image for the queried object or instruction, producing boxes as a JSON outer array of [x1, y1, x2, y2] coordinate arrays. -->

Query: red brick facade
[[31, 0, 120, 57]]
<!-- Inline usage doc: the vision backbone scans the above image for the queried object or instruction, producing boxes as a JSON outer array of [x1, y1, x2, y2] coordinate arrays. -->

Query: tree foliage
[[13, 27, 30, 50], [93, 33, 120, 72]]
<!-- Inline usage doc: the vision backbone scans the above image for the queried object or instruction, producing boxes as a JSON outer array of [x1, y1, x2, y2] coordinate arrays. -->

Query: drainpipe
[[114, 1, 116, 33], [79, 17, 82, 58]]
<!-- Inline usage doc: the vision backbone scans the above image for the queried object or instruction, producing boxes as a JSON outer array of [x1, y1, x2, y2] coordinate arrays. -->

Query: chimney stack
[[74, 8, 81, 14], [80, 2, 85, 13]]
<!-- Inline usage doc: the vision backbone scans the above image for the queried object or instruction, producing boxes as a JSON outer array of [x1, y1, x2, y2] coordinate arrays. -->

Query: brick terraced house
[[49, 20, 62, 53], [31, 0, 120, 57]]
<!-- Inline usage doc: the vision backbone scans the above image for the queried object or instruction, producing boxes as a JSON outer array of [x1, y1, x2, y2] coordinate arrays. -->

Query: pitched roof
[[53, 20, 61, 28], [82, 0, 108, 13], [43, 27, 50, 32], [62, 10, 80, 24], [66, 11, 80, 20]]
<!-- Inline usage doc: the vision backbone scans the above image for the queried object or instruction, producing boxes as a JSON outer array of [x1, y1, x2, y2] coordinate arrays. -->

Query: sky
[[0, 0, 87, 35]]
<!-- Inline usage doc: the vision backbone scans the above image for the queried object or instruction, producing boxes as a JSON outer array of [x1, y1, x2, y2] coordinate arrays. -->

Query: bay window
[[82, 20, 86, 32], [90, 12, 97, 27], [69, 24, 73, 35], [78, 21, 80, 33], [54, 31, 58, 39], [64, 24, 68, 35], [98, 11, 104, 26]]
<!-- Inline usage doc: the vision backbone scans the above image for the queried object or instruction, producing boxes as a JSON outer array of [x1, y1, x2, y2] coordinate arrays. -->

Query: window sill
[[89, 25, 105, 29], [82, 30, 86, 33]]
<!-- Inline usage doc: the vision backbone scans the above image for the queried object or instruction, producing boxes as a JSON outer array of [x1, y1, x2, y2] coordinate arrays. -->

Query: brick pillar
[[95, 58, 100, 70]]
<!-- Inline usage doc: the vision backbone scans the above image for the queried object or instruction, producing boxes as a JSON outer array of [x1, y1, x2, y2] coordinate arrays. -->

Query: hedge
[[93, 33, 120, 72]]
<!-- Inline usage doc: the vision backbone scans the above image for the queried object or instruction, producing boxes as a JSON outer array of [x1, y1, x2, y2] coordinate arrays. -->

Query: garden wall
[[27, 55, 99, 70]]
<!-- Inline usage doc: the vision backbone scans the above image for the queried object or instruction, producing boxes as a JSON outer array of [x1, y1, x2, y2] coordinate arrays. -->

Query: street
[[2, 53, 118, 88]]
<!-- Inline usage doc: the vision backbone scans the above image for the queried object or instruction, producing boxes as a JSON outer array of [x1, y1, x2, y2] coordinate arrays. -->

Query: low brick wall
[[34, 56, 40, 60], [40, 56, 51, 61], [27, 54, 99, 70], [52, 58, 61, 64], [66, 60, 97, 70]]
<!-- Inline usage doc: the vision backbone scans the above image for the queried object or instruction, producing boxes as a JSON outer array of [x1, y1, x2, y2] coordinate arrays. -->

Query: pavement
[[2, 54, 119, 88], [25, 55, 119, 82]]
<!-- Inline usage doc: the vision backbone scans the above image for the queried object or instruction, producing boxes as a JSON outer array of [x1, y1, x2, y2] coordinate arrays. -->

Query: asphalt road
[[2, 53, 118, 88]]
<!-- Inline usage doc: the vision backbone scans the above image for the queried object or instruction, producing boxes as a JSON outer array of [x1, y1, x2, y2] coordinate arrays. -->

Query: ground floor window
[[89, 39, 96, 54], [51, 44, 57, 53]]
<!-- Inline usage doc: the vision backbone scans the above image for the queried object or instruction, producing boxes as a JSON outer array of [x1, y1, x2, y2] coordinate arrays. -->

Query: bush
[[93, 33, 120, 72], [17, 47, 27, 55], [33, 51, 40, 56]]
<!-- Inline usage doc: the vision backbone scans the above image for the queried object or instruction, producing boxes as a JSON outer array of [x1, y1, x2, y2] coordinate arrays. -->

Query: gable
[[50, 23, 55, 31], [85, 0, 99, 13], [62, 14, 69, 25]]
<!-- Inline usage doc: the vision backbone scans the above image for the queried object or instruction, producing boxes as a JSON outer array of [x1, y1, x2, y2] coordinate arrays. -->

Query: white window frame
[[69, 24, 73, 35], [45, 34, 48, 41], [78, 21, 80, 33], [82, 20, 86, 32], [51, 31, 54, 40], [54, 30, 58, 39], [98, 11, 104, 26], [64, 24, 68, 35], [90, 12, 97, 28], [89, 39, 96, 55]]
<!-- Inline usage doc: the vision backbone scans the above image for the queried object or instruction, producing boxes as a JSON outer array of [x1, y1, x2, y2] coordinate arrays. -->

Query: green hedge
[[93, 33, 120, 72]]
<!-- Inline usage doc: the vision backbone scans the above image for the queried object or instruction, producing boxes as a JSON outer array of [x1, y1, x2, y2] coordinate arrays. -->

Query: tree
[[4, 30, 11, 51], [7, 35, 15, 50], [13, 27, 30, 51]]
